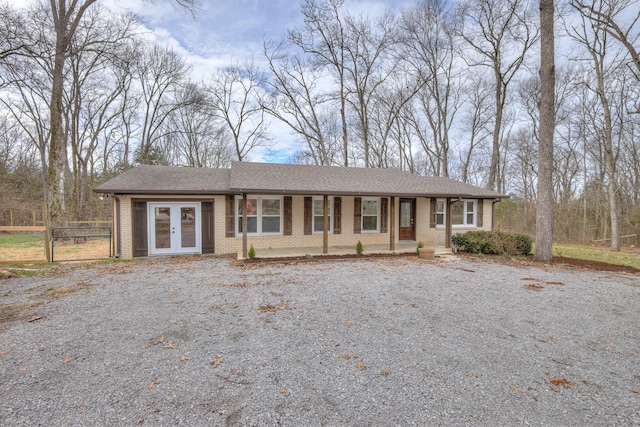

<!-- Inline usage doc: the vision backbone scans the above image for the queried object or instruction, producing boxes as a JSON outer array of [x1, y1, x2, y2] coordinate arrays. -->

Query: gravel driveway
[[1, 255, 639, 426]]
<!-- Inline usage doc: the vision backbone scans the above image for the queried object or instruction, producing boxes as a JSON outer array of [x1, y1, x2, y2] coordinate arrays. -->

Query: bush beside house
[[452, 231, 532, 256]]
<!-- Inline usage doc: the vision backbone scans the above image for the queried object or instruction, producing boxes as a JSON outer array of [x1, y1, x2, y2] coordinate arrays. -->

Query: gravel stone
[[0, 255, 639, 426]]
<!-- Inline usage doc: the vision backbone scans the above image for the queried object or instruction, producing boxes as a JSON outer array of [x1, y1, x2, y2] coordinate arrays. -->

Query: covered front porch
[[238, 241, 453, 260]]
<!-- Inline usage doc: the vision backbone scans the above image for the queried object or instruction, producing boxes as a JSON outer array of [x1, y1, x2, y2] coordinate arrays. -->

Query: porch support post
[[446, 197, 452, 248], [389, 196, 395, 251], [323, 194, 329, 254], [242, 193, 248, 258]]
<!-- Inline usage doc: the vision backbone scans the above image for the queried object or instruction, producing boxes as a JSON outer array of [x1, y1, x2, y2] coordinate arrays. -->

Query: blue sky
[[113, 0, 404, 162]]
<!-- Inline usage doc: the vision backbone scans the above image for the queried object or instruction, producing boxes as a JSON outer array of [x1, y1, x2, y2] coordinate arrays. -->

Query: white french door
[[148, 203, 201, 255]]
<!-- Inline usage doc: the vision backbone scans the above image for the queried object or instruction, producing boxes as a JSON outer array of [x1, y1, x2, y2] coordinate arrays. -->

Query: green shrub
[[452, 231, 532, 256], [356, 240, 363, 255], [416, 241, 424, 254], [248, 244, 256, 259]]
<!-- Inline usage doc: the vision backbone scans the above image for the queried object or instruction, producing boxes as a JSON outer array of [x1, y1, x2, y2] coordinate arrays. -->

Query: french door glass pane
[[181, 207, 196, 248], [154, 207, 171, 249]]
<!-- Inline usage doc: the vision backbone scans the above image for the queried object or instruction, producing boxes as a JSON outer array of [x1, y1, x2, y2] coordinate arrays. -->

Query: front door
[[399, 198, 415, 240], [148, 203, 201, 255]]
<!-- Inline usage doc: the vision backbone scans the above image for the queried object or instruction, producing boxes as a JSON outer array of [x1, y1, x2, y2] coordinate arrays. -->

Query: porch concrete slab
[[238, 242, 451, 259]]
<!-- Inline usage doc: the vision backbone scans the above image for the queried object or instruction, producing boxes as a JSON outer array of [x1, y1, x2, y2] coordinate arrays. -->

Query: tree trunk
[[47, 27, 68, 228], [535, 0, 555, 262]]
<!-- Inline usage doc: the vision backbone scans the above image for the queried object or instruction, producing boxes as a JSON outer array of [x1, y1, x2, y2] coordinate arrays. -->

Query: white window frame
[[236, 196, 283, 236], [361, 198, 380, 233], [436, 198, 476, 227], [312, 196, 333, 234]]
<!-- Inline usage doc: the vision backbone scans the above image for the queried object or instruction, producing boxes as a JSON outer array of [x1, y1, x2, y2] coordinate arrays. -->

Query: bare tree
[[573, 0, 640, 90], [289, 0, 350, 165], [166, 82, 232, 168], [455, 74, 492, 184], [536, 0, 555, 261], [570, 3, 627, 251], [134, 43, 191, 165], [343, 10, 398, 168], [42, 0, 197, 228], [206, 61, 270, 162], [400, 0, 462, 177], [458, 0, 538, 191], [264, 39, 338, 165]]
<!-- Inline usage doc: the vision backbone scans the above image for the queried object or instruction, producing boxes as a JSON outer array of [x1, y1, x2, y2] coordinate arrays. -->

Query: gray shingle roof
[[94, 165, 231, 194], [94, 162, 506, 199]]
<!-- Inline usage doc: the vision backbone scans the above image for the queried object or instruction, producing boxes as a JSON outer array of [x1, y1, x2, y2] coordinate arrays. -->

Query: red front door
[[399, 198, 415, 240]]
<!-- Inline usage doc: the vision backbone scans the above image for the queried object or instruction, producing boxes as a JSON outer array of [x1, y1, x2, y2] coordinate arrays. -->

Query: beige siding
[[114, 194, 493, 259]]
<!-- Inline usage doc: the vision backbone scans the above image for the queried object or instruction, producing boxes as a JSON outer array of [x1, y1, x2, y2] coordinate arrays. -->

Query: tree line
[[1, 0, 639, 250]]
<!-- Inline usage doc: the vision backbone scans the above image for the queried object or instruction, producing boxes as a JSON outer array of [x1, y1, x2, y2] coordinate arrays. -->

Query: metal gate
[[51, 226, 112, 262]]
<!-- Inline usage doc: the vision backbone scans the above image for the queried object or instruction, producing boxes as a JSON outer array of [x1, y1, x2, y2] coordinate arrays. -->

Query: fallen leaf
[[510, 385, 524, 393], [164, 342, 177, 349], [525, 284, 544, 291], [545, 281, 564, 285], [356, 363, 366, 370], [28, 315, 43, 322], [20, 366, 28, 372], [632, 389, 640, 395], [180, 356, 189, 362], [551, 385, 560, 393], [147, 380, 160, 389], [343, 354, 352, 360], [381, 370, 391, 377], [153, 335, 165, 345], [230, 368, 238, 375], [466, 372, 480, 378], [63, 357, 74, 364], [550, 377, 574, 389], [280, 388, 288, 394], [216, 409, 226, 415], [0, 350, 10, 355], [211, 358, 224, 366]]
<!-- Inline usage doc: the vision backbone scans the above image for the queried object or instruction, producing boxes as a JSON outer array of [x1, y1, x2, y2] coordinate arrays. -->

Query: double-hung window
[[361, 198, 379, 232], [437, 198, 476, 227], [313, 197, 332, 233], [237, 196, 282, 235]]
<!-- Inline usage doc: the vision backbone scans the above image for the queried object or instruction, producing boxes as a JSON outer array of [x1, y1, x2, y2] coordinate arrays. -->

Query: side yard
[[0, 255, 639, 425]]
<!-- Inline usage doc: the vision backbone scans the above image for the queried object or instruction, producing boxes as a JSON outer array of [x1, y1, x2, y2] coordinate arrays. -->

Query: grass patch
[[553, 244, 640, 270], [0, 233, 44, 248]]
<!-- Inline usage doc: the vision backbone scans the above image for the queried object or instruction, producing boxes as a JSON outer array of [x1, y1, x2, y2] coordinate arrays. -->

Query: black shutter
[[333, 197, 341, 235], [132, 201, 148, 257], [477, 199, 483, 227], [304, 197, 312, 235], [354, 197, 362, 234], [380, 197, 388, 233], [430, 198, 437, 229], [202, 201, 214, 254], [284, 196, 292, 236], [225, 195, 235, 237]]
